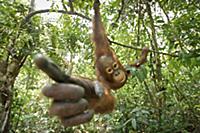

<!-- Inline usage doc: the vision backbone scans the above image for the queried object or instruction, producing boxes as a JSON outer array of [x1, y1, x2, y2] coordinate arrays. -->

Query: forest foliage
[[0, 0, 200, 132]]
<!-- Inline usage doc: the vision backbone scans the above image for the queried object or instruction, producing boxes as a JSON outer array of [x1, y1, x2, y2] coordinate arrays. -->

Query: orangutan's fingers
[[42, 83, 84, 101], [49, 99, 88, 117], [60, 110, 94, 127]]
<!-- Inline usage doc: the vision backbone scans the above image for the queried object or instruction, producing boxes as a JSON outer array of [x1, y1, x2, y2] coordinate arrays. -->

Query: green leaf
[[135, 66, 148, 82], [132, 118, 137, 130]]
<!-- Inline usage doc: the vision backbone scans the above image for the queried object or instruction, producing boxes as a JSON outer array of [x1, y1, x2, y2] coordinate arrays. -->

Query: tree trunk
[[0, 0, 35, 132], [0, 58, 25, 133], [1, 82, 13, 133]]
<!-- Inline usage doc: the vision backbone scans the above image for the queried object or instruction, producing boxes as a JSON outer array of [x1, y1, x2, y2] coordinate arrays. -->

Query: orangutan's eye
[[106, 67, 113, 74], [113, 62, 118, 69]]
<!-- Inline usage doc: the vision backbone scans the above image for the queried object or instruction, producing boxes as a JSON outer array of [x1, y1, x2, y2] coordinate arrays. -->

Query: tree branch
[[22, 8, 178, 58], [22, 9, 91, 24], [146, 1, 163, 81], [115, 0, 125, 23], [136, 0, 141, 47], [156, 0, 170, 22], [109, 40, 178, 57], [61, 0, 68, 11], [68, 0, 74, 12]]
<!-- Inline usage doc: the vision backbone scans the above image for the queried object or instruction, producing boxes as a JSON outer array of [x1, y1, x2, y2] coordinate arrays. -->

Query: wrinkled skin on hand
[[42, 83, 94, 127], [34, 54, 115, 127]]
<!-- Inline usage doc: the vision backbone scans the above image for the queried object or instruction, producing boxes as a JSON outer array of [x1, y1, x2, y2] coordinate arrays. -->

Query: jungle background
[[0, 0, 200, 132]]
